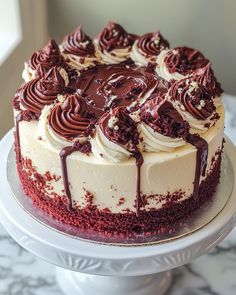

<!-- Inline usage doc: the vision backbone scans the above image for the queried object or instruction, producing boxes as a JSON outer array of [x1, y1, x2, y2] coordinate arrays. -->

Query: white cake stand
[[0, 130, 236, 295]]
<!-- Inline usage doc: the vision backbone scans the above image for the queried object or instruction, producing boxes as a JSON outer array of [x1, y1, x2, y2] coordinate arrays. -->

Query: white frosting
[[22, 62, 36, 82], [94, 40, 131, 64], [139, 122, 186, 152], [155, 50, 186, 81], [130, 40, 148, 67], [90, 126, 131, 163]]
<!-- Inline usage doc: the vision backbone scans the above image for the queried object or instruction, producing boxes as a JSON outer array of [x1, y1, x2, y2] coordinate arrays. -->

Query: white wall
[[48, 0, 236, 95]]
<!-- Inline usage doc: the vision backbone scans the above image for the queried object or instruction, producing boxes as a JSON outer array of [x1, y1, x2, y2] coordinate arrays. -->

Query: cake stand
[[0, 130, 236, 295]]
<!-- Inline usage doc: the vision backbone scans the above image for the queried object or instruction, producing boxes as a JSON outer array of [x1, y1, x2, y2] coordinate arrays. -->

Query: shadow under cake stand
[[0, 130, 236, 295]]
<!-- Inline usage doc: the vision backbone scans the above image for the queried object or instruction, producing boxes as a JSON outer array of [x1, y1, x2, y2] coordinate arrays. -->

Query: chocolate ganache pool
[[13, 22, 224, 241]]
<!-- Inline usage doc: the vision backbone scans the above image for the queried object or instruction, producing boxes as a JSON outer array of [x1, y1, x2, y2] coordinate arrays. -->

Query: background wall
[[48, 0, 236, 95]]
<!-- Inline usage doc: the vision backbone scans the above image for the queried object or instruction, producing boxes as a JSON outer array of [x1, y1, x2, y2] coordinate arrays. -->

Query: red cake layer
[[16, 145, 222, 243]]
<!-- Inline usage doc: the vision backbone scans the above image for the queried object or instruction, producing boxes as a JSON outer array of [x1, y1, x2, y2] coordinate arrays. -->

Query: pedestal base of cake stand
[[0, 130, 236, 295], [56, 269, 172, 295]]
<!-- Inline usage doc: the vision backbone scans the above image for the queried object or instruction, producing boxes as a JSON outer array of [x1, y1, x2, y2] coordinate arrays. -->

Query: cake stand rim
[[0, 129, 236, 262]]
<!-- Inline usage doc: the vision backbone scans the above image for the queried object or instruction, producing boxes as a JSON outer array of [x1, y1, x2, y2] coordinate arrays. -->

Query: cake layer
[[17, 106, 224, 214]]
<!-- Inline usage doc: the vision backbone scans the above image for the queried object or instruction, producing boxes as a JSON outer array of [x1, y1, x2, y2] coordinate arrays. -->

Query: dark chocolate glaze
[[133, 151, 144, 216], [15, 113, 23, 162], [77, 64, 163, 117], [187, 134, 208, 199], [60, 146, 77, 211]]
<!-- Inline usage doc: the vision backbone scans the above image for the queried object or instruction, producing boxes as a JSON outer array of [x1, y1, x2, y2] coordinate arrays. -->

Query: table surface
[[0, 94, 235, 295]]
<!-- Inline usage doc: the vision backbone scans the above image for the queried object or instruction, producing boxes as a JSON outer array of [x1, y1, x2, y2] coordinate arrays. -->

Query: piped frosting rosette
[[38, 93, 93, 150], [94, 22, 137, 64], [60, 26, 100, 71], [22, 40, 64, 82], [138, 94, 190, 152], [91, 107, 139, 162], [156, 47, 209, 81], [130, 31, 169, 67], [168, 77, 218, 133], [194, 63, 223, 108], [19, 67, 68, 117]]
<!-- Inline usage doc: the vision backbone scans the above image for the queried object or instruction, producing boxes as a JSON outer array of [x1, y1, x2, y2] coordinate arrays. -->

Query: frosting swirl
[[169, 78, 217, 132], [97, 22, 136, 52], [165, 47, 208, 75], [91, 107, 138, 162], [61, 26, 95, 56], [29, 39, 63, 71], [156, 47, 209, 81], [95, 22, 137, 64], [99, 107, 138, 147], [139, 94, 189, 152], [131, 31, 169, 66], [137, 31, 169, 56], [140, 95, 189, 138], [20, 67, 66, 115], [195, 63, 223, 99], [48, 94, 91, 140]]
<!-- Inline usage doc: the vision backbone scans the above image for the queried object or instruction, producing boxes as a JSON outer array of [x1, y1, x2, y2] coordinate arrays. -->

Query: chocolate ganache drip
[[20, 67, 66, 115], [165, 47, 209, 75], [195, 63, 223, 98], [49, 94, 92, 139], [140, 94, 190, 138], [169, 78, 215, 120], [97, 22, 136, 52], [28, 39, 63, 72], [61, 26, 95, 56], [137, 31, 169, 56], [186, 134, 208, 199], [77, 64, 162, 117]]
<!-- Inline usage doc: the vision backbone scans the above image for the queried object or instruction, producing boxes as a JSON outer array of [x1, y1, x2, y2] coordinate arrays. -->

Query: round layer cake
[[13, 22, 224, 241]]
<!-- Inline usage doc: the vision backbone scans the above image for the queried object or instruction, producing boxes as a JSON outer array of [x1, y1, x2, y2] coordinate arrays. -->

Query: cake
[[13, 22, 224, 242]]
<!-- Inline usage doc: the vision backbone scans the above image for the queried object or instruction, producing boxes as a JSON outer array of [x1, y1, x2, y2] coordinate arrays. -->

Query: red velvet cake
[[13, 22, 224, 242]]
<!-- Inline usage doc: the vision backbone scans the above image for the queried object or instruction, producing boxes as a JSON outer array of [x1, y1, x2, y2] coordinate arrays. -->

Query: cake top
[[15, 21, 223, 163]]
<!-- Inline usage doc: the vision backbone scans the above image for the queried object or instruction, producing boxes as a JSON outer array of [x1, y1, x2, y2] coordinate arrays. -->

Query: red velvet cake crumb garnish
[[140, 94, 190, 138]]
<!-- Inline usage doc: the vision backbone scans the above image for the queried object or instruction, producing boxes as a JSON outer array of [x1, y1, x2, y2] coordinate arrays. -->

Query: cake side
[[15, 107, 224, 213]]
